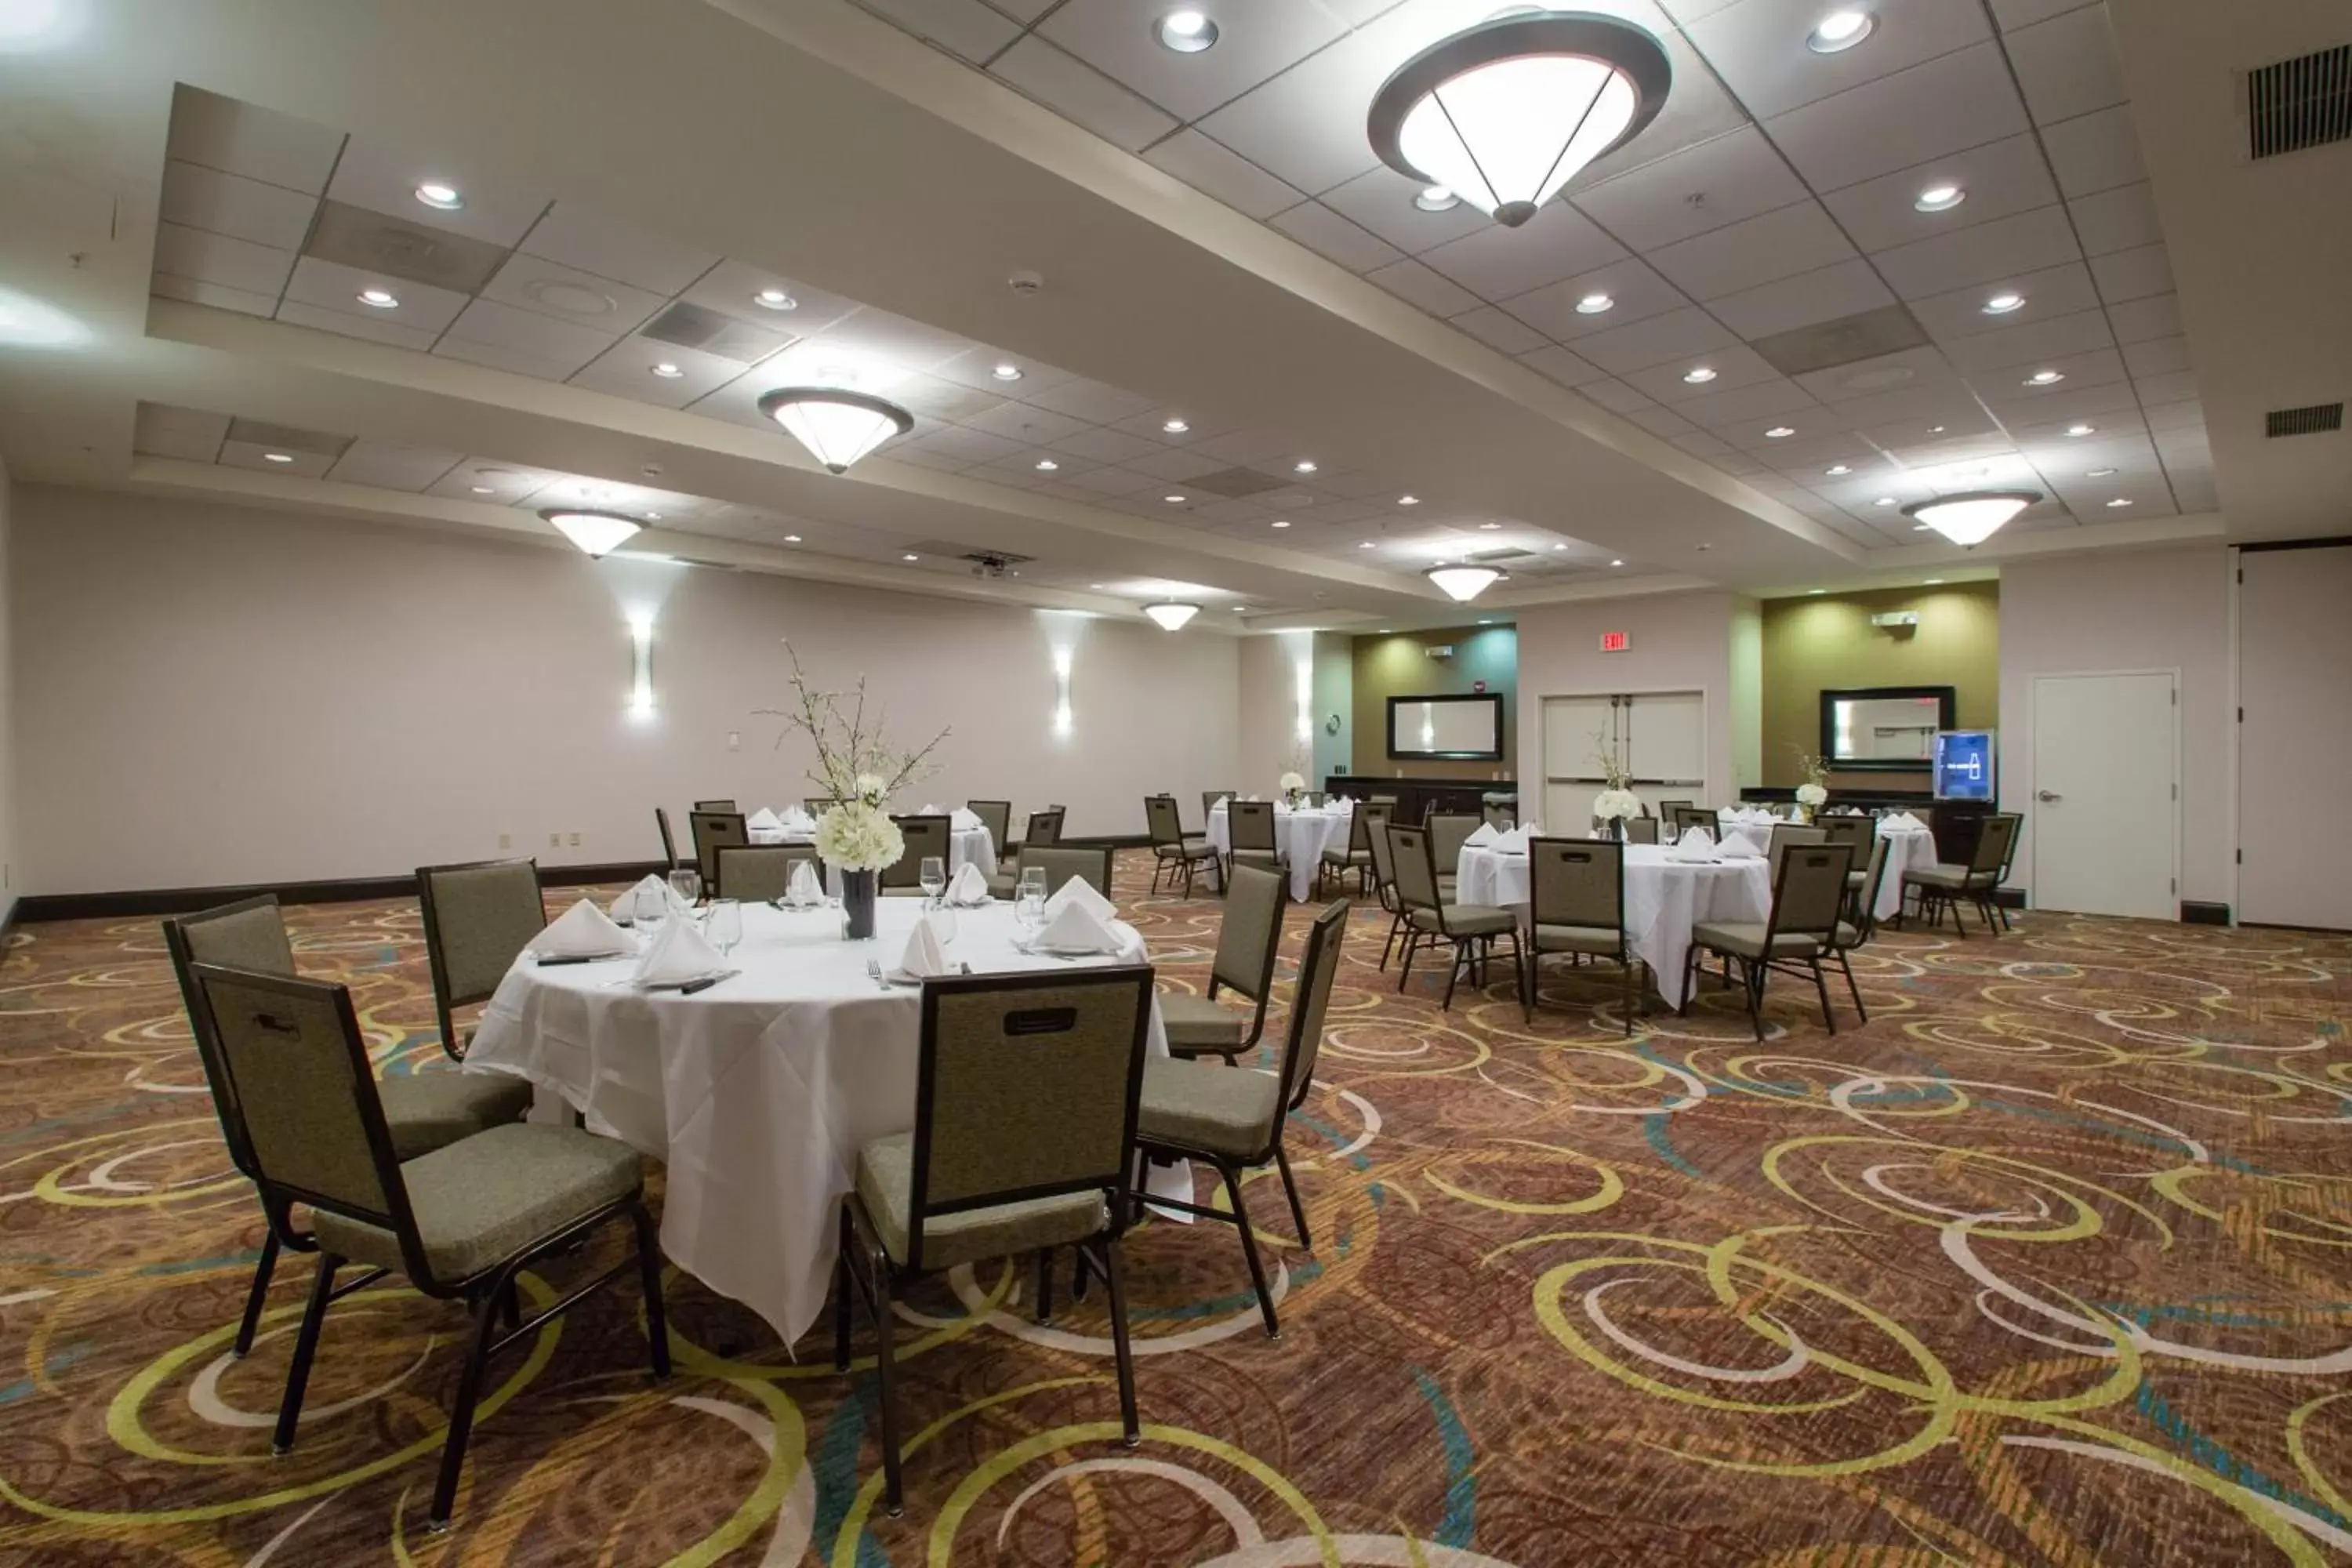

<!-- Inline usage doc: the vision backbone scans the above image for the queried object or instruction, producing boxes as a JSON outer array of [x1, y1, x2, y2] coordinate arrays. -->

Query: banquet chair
[[1527, 838, 1637, 1034], [1202, 789, 1233, 823], [1161, 862, 1286, 1064], [1685, 843, 1855, 1040], [965, 800, 1011, 868], [1319, 800, 1385, 898], [1903, 813, 2020, 938], [881, 815, 952, 895], [1624, 816, 1661, 845], [804, 797, 841, 818], [1483, 802, 1515, 831], [1766, 823, 1828, 883], [1658, 798, 1693, 819], [693, 799, 737, 813], [1827, 838, 1892, 1022], [715, 843, 818, 903], [162, 897, 530, 1362], [1387, 822, 1526, 1011], [1428, 812, 1481, 871], [1225, 800, 1283, 890], [655, 807, 680, 873], [1817, 815, 1872, 855], [416, 858, 554, 1062], [1992, 814, 2022, 931], [186, 965, 666, 1532], [1668, 805, 1715, 838], [689, 811, 749, 893], [987, 808, 1070, 896], [1145, 795, 1218, 897], [833, 966, 1152, 1515], [1132, 898, 1346, 1339]]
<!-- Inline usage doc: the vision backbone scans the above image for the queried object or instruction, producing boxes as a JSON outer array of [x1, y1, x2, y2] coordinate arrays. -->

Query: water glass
[[1016, 890, 1047, 940], [634, 884, 667, 933], [1018, 866, 1047, 906], [706, 898, 741, 955], [919, 855, 946, 906], [668, 867, 702, 908]]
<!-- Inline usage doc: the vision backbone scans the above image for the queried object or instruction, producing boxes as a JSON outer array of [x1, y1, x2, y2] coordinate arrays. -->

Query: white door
[[2031, 672, 2177, 918], [1624, 691, 1706, 793], [2238, 546, 2352, 928], [1541, 695, 1616, 828]]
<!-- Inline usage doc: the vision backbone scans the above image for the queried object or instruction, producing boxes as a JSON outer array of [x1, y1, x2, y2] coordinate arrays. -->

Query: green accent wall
[[1349, 625, 1518, 782], [1760, 582, 1998, 786]]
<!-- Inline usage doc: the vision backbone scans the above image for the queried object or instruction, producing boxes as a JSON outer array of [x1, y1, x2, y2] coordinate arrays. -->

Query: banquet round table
[[1204, 802, 1351, 902], [463, 898, 1166, 1345], [1455, 840, 1771, 1006], [1708, 814, 1938, 921], [749, 819, 996, 879]]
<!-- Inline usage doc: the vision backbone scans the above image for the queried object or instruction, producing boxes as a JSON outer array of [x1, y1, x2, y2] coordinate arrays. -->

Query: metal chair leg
[[1221, 1162, 1279, 1339], [1838, 951, 1867, 1023], [234, 1229, 281, 1359], [872, 1247, 906, 1517], [832, 1205, 854, 1373], [272, 1252, 338, 1455], [1099, 1239, 1141, 1446], [1272, 1143, 1311, 1249], [633, 1202, 670, 1380], [1033, 1248, 1055, 1325], [428, 1279, 508, 1530], [1811, 957, 1837, 1034], [1744, 959, 1766, 1040]]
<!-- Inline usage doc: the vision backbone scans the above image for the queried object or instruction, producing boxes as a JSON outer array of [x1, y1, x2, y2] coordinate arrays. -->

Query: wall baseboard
[[1991, 887, 2026, 909], [2179, 900, 2232, 926], [13, 861, 668, 925]]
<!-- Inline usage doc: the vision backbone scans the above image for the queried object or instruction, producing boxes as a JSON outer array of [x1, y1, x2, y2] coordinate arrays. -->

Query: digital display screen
[[1933, 730, 1997, 802]]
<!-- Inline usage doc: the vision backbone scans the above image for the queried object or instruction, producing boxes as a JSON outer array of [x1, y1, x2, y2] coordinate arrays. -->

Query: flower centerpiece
[[1791, 746, 1831, 822], [760, 644, 948, 940], [1278, 771, 1306, 808], [1589, 730, 1642, 840]]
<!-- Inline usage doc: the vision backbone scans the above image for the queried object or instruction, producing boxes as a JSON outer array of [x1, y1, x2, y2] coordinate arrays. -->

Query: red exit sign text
[[1599, 630, 1632, 653]]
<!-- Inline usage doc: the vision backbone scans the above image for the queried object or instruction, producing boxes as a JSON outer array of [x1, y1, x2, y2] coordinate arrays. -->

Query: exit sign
[[1599, 630, 1631, 652]]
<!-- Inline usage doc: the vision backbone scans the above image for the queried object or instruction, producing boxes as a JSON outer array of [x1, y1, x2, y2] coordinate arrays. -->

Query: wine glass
[[668, 867, 702, 909], [706, 898, 742, 956], [634, 884, 667, 934], [1016, 887, 1047, 944], [919, 855, 946, 907]]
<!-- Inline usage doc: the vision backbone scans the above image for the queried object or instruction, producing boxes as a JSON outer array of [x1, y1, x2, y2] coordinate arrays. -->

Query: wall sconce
[[1295, 657, 1315, 744], [626, 611, 655, 720], [1051, 645, 1074, 737]]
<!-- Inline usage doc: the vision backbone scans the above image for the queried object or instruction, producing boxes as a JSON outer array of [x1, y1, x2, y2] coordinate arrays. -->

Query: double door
[[1539, 691, 1704, 828]]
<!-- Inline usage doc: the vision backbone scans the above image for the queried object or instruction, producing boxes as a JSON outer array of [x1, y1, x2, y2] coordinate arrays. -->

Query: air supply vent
[[223, 417, 352, 457], [1185, 466, 1287, 499], [1748, 303, 1928, 377], [2246, 45, 2351, 159], [2266, 402, 2343, 437], [303, 201, 506, 293], [638, 302, 792, 365]]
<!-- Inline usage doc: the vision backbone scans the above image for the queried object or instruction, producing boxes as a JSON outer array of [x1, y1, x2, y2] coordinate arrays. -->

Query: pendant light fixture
[[1142, 601, 1203, 631], [756, 387, 915, 474], [1367, 11, 1672, 229], [1425, 563, 1505, 602], [1900, 490, 2041, 548], [539, 509, 644, 558]]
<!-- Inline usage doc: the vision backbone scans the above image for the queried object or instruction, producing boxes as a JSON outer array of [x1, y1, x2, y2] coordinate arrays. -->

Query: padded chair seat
[[986, 873, 1018, 899], [1408, 905, 1517, 937], [1156, 839, 1214, 861], [854, 1132, 1106, 1270], [1903, 863, 1980, 891], [313, 1123, 642, 1284], [380, 1072, 534, 1161], [1160, 991, 1247, 1052], [1135, 1057, 1282, 1163], [1229, 848, 1283, 867], [1691, 921, 1856, 960], [1321, 847, 1371, 866], [1534, 923, 1622, 956]]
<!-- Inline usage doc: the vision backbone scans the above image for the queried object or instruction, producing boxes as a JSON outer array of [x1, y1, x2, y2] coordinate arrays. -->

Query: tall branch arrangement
[[1789, 743, 1831, 809], [1591, 726, 1641, 822], [755, 641, 951, 870]]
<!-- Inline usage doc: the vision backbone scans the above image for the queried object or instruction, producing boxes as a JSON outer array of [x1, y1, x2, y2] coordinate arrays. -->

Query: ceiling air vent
[[1749, 303, 1928, 377], [1185, 466, 1287, 499], [2246, 45, 2351, 159], [303, 201, 506, 293], [2266, 402, 2344, 437], [224, 417, 352, 457], [638, 302, 792, 365]]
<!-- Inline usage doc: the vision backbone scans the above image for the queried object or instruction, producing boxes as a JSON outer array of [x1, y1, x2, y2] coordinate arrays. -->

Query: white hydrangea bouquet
[[1278, 770, 1306, 807], [1590, 730, 1642, 833], [1791, 746, 1831, 818]]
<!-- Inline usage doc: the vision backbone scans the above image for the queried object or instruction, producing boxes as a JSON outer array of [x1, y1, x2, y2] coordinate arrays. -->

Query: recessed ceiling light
[[1913, 522, 1932, 531], [1155, 8, 1218, 53], [1610, 557, 1624, 567], [1033, 458, 1060, 472], [992, 362, 1023, 381], [1826, 463, 1851, 475], [1294, 459, 1318, 474], [1765, 426, 1795, 439], [644, 512, 662, 521], [1929, 425, 1946, 434], [414, 182, 463, 211], [1091, 583, 1106, 590], [1982, 292, 2025, 314], [1163, 418, 1189, 434], [902, 552, 920, 561], [2067, 423, 2096, 437], [650, 361, 684, 379], [1806, 8, 1873, 53], [1414, 185, 1460, 212], [1271, 519, 1291, 528], [783, 533, 802, 543], [2026, 369, 2065, 386], [356, 288, 399, 309], [1683, 365, 1718, 383], [1378, 628, 1393, 633], [263, 452, 293, 463], [1809, 587, 1828, 595], [1359, 541, 1377, 549], [1575, 292, 1615, 315], [1552, 543, 1570, 550], [470, 485, 495, 495], [1875, 495, 1896, 506], [2106, 497, 2132, 508], [1164, 493, 1187, 503], [2086, 466, 2118, 477], [1924, 577, 1944, 584], [1477, 618, 1494, 625], [754, 288, 797, 311], [1913, 183, 1964, 212], [1398, 494, 1420, 506], [1478, 521, 1501, 530]]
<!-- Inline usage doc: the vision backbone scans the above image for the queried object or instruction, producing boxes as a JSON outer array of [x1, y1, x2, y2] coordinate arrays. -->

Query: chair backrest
[[1202, 790, 1232, 823], [655, 806, 679, 872], [1668, 804, 1715, 837], [1428, 812, 1480, 868], [1843, 835, 1891, 945], [1992, 811, 2020, 879], [1530, 837, 1624, 934], [1212, 862, 1287, 1004], [690, 811, 750, 888], [1021, 846, 1112, 898], [1817, 816, 1871, 852], [1483, 802, 1515, 830], [1348, 800, 1389, 853], [693, 799, 737, 813], [966, 800, 1011, 852], [1145, 794, 1186, 849], [1386, 823, 1440, 913], [1973, 812, 2021, 879], [1276, 900, 1350, 1115], [716, 843, 817, 902], [1366, 808, 1399, 890], [162, 895, 297, 1183], [1766, 823, 1828, 882], [1024, 808, 1065, 848], [1228, 800, 1278, 854], [906, 967, 1153, 1271], [1624, 816, 1661, 845], [884, 815, 952, 889], [416, 858, 545, 1057], [805, 797, 842, 818], [1659, 799, 1693, 817], [1766, 843, 1853, 946]]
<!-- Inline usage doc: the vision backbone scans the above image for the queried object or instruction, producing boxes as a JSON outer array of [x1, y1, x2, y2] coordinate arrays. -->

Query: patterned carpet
[[2, 855, 2349, 1566]]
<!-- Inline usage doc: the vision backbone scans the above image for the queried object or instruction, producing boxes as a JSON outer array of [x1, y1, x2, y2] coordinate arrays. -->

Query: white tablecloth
[[1456, 842, 1772, 1006], [749, 821, 996, 880], [464, 898, 1166, 1344], [1707, 815, 1938, 920], [1205, 804, 1352, 902]]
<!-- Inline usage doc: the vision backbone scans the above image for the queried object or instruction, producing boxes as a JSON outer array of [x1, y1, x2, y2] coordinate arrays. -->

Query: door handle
[[2035, 789, 2062, 803]]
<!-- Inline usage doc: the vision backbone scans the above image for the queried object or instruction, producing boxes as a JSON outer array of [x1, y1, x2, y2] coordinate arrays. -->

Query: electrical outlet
[[548, 832, 561, 848], [568, 832, 582, 847], [728, 730, 741, 752]]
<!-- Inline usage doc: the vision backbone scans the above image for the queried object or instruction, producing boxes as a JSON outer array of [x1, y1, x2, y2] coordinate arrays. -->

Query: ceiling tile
[[219, 439, 336, 478], [1765, 43, 2031, 194], [2089, 242, 2173, 304], [1047, 425, 1163, 463], [931, 347, 1080, 398], [959, 401, 1097, 445], [1450, 305, 1549, 354], [158, 160, 316, 252], [1793, 342, 1963, 401], [2005, 4, 2126, 126], [1620, 342, 1786, 404], [326, 441, 465, 491], [1022, 376, 1160, 423], [1708, 257, 1895, 338], [1940, 307, 2114, 372], [516, 204, 720, 296], [1990, 0, 2098, 31], [325, 140, 547, 247], [907, 425, 1025, 464], [1567, 24, 1753, 191], [1685, 0, 1994, 122], [1568, 126, 1810, 252], [1038, 0, 1346, 122], [154, 223, 295, 298], [132, 404, 231, 462], [1197, 426, 1301, 464], [281, 256, 468, 332], [802, 307, 975, 372], [166, 86, 343, 195], [2038, 104, 2147, 198], [2067, 180, 2161, 257], [1626, 405, 1699, 439], [568, 336, 744, 405], [1646, 199, 1854, 299], [678, 261, 862, 333], [2142, 397, 2203, 433], [1871, 203, 2082, 299], [274, 298, 439, 349], [1828, 133, 2062, 253], [1418, 201, 1626, 299], [150, 273, 278, 318], [1269, 201, 1406, 273], [1908, 259, 2099, 339], [1674, 376, 1820, 427], [2104, 291, 2181, 343], [1316, 165, 1494, 252], [1366, 257, 1482, 318], [480, 253, 666, 338], [989, 36, 1178, 151], [1572, 305, 1741, 374], [440, 298, 615, 373], [1124, 446, 1230, 482], [1671, 430, 1739, 458], [1500, 256, 1687, 339], [885, 373, 1007, 422], [2133, 368, 2198, 405], [1517, 344, 1610, 389], [856, 0, 1022, 62], [1142, 131, 1305, 220]]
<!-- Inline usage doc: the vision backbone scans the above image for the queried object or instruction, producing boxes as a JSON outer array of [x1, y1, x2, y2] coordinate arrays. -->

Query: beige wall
[[1516, 593, 1744, 809], [0, 462, 13, 924], [10, 486, 1240, 895], [1761, 581, 2000, 788], [1998, 544, 2230, 906], [1350, 625, 1517, 782]]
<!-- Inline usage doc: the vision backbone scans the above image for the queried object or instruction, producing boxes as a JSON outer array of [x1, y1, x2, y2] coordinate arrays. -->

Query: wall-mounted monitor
[[1387, 693, 1504, 762], [1819, 685, 1956, 770], [1934, 730, 1997, 801]]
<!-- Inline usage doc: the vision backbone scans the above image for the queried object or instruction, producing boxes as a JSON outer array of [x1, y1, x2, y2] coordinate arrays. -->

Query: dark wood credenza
[[1324, 775, 1509, 824]]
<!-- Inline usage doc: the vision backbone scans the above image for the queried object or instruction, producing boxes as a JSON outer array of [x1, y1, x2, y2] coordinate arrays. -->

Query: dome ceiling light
[[1901, 490, 2040, 548], [1426, 562, 1506, 602], [539, 509, 644, 558], [1367, 12, 1672, 230], [756, 387, 914, 474], [1143, 601, 1203, 631]]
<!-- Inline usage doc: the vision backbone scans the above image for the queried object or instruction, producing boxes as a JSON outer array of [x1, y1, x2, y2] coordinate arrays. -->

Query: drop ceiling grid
[[846, 0, 2206, 535]]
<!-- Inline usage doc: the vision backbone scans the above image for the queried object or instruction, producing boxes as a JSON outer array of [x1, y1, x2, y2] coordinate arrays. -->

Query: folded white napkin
[[891, 914, 951, 982], [786, 858, 822, 904], [609, 873, 684, 922], [534, 898, 637, 957], [1668, 827, 1717, 862], [1493, 826, 1530, 854], [918, 803, 942, 816], [1044, 875, 1115, 921], [746, 806, 782, 832], [1465, 822, 1500, 848], [782, 806, 816, 831], [1719, 835, 1764, 860], [633, 914, 726, 985], [1030, 900, 1120, 954], [1886, 811, 1925, 831], [946, 861, 991, 906], [951, 806, 982, 831]]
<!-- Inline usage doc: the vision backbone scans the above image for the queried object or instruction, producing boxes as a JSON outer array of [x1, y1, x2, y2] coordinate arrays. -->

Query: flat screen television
[[1387, 693, 1504, 762], [1933, 730, 1997, 802]]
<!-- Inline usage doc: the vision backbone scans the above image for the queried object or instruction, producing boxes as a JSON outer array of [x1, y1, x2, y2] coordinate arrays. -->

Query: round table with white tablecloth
[[463, 898, 1167, 1345], [1204, 802, 1351, 902], [1707, 813, 1939, 921], [1456, 841, 1773, 1006], [749, 819, 996, 880]]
